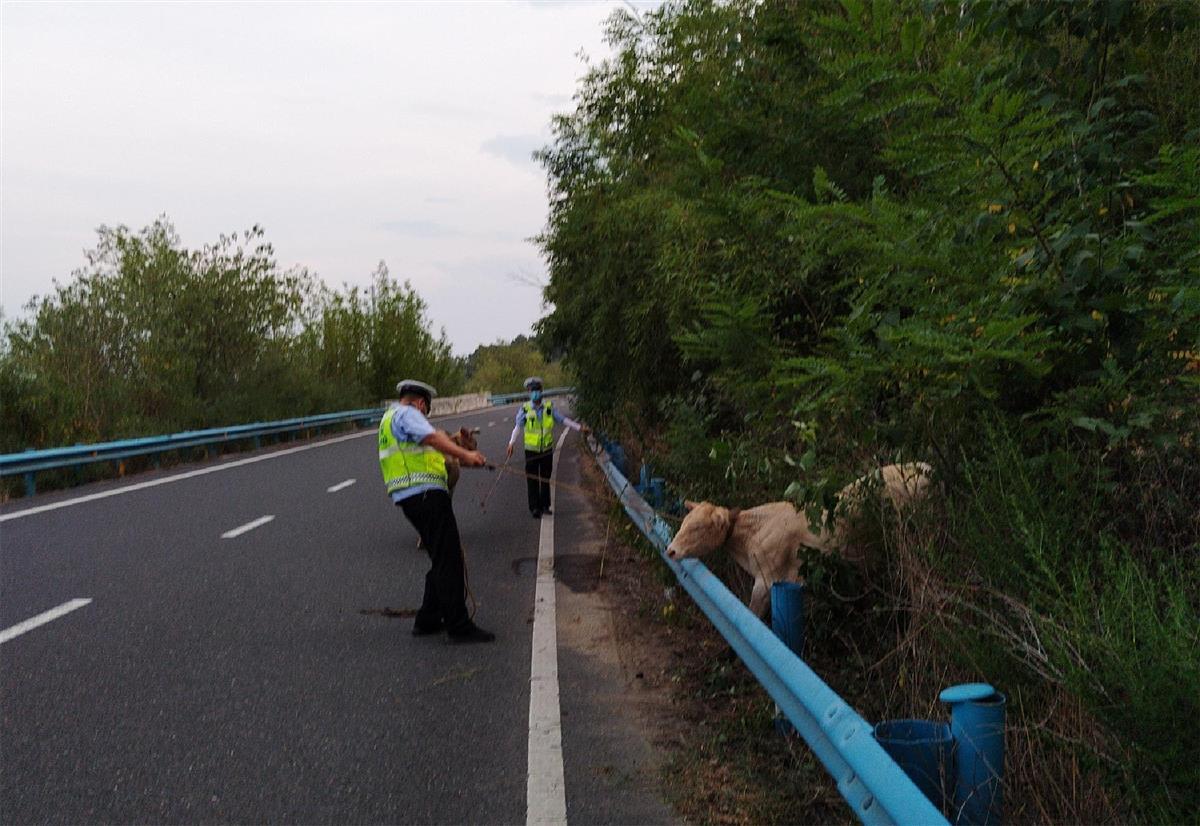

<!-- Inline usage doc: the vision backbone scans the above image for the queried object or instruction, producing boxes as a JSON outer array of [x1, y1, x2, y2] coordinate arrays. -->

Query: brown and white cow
[[665, 463, 933, 616]]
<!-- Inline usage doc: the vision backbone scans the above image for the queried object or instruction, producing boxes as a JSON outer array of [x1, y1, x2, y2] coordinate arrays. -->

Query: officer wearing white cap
[[505, 377, 589, 518], [380, 379, 494, 642]]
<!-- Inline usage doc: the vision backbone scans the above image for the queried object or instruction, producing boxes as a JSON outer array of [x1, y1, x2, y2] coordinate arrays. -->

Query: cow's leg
[[748, 579, 770, 619]]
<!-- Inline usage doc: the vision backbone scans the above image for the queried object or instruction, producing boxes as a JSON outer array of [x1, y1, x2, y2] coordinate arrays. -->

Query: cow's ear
[[684, 500, 699, 511]]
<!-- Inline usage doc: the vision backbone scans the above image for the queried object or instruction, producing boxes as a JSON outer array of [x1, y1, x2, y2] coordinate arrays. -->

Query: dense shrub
[[536, 0, 1198, 820]]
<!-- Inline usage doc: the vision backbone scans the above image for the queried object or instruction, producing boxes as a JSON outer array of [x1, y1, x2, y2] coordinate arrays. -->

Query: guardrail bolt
[[940, 682, 1006, 826]]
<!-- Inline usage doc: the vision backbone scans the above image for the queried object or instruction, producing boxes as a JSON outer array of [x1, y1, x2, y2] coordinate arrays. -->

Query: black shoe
[[531, 509, 541, 519], [542, 507, 552, 515], [447, 623, 496, 644], [412, 619, 444, 637]]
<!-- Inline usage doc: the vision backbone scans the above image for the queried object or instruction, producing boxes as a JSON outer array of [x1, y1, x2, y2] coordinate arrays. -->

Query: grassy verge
[[580, 433, 1198, 824]]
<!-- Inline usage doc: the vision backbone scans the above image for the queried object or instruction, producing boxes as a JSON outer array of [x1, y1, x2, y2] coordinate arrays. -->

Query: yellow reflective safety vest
[[378, 406, 448, 495], [523, 401, 555, 452]]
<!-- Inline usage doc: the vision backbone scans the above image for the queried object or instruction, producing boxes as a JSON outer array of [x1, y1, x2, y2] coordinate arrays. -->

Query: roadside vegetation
[[462, 335, 570, 395], [0, 219, 566, 498], [0, 218, 461, 454], [0, 219, 565, 455], [538, 1, 1198, 822]]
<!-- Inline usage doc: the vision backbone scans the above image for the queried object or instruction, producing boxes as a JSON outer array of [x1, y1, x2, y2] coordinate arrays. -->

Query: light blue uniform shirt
[[386, 403, 442, 504]]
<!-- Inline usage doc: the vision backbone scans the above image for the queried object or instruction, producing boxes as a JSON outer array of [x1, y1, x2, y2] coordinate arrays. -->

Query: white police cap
[[395, 379, 437, 401], [523, 376, 545, 390]]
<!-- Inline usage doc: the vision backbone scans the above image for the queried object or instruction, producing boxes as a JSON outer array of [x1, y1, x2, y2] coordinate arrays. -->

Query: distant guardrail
[[587, 438, 950, 826], [0, 408, 387, 498], [1, 391, 521, 499], [487, 386, 574, 406]]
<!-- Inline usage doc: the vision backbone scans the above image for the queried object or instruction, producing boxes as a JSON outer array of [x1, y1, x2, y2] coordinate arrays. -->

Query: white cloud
[[480, 134, 547, 169], [376, 221, 461, 239]]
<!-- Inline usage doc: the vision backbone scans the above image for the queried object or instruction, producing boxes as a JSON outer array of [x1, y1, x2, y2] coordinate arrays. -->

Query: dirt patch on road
[[573, 446, 851, 826]]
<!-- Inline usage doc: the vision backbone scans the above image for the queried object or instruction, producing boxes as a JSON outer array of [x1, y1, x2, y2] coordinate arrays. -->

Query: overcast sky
[[1, 1, 650, 355]]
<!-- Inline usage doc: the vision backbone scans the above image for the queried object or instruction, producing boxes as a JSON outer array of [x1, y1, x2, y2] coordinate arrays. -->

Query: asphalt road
[[0, 404, 674, 825]]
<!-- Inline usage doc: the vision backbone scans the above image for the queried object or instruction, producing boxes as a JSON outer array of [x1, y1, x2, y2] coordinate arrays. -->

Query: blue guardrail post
[[770, 581, 806, 736], [770, 581, 805, 656], [873, 719, 953, 815], [940, 683, 1006, 826]]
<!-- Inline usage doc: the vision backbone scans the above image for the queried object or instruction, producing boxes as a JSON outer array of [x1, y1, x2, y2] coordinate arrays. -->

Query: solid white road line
[[526, 429, 571, 826], [221, 515, 275, 539], [0, 598, 93, 645], [327, 478, 356, 493]]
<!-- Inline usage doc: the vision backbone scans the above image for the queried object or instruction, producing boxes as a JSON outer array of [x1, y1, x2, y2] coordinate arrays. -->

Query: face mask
[[531, 390, 543, 403]]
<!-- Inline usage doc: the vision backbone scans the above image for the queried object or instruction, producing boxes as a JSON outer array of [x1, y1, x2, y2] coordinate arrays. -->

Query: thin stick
[[479, 454, 510, 511], [599, 518, 612, 581]]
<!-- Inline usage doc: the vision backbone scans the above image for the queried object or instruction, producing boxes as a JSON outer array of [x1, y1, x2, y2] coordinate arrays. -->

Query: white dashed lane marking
[[221, 515, 275, 539], [327, 479, 356, 493], [0, 599, 92, 645]]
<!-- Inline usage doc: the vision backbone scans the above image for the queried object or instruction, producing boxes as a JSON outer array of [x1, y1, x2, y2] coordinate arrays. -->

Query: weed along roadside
[[578, 418, 1182, 824]]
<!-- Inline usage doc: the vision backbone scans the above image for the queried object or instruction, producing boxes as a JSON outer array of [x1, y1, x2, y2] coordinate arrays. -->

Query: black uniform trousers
[[399, 489, 470, 633], [525, 448, 553, 513]]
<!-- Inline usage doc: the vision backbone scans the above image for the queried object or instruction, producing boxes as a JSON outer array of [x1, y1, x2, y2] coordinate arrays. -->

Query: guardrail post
[[24, 471, 36, 497], [770, 581, 805, 656], [873, 719, 953, 815], [635, 463, 668, 508], [605, 441, 627, 477], [770, 582, 805, 736], [940, 683, 1006, 826]]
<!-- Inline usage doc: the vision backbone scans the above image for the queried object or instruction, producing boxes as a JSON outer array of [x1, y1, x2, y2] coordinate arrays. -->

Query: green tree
[[536, 1, 1199, 819], [463, 336, 567, 394], [0, 219, 464, 453]]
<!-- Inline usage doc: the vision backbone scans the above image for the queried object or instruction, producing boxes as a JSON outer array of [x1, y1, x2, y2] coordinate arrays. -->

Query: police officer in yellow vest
[[505, 377, 589, 518], [380, 379, 494, 643]]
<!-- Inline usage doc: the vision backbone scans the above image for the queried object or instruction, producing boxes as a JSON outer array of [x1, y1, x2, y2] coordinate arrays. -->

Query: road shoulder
[[553, 436, 680, 825]]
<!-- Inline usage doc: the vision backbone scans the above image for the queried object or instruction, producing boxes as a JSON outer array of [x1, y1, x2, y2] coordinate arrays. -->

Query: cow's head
[[452, 427, 480, 451], [666, 501, 740, 560]]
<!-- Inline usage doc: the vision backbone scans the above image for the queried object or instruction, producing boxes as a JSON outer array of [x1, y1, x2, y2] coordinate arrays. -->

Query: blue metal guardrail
[[1, 390, 571, 497], [588, 438, 950, 826], [488, 386, 575, 406], [0, 408, 386, 497]]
